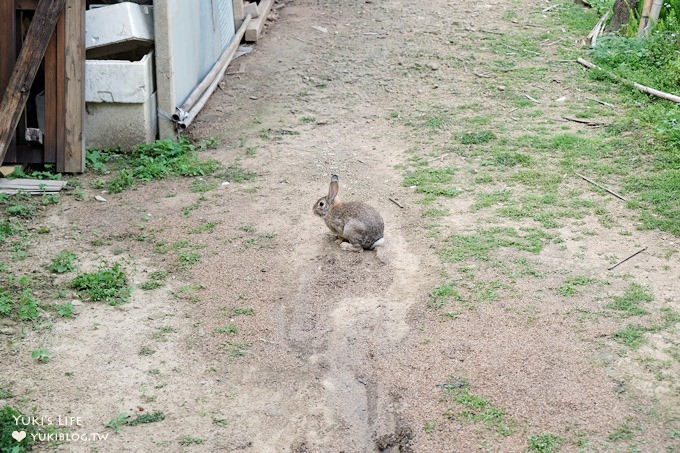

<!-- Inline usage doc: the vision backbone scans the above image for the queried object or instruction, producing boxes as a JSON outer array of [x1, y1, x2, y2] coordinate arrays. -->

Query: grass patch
[[612, 324, 647, 349], [460, 130, 496, 145], [484, 150, 534, 167], [472, 191, 511, 211], [141, 271, 168, 291], [557, 276, 596, 297], [442, 376, 514, 436], [179, 436, 204, 446], [220, 161, 257, 183], [71, 263, 130, 306], [440, 227, 553, 262], [190, 221, 218, 234], [214, 324, 239, 334], [428, 284, 462, 309], [606, 283, 653, 317], [403, 167, 458, 198]]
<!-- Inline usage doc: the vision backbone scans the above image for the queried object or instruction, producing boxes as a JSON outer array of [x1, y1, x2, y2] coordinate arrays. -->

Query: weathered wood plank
[[245, 0, 274, 42], [0, 0, 18, 163], [62, 0, 84, 173], [0, 178, 67, 194], [44, 31, 58, 164], [0, 0, 66, 166], [55, 11, 66, 171]]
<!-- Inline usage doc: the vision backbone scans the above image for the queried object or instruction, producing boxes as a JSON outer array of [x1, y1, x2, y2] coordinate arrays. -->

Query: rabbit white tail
[[370, 237, 384, 249]]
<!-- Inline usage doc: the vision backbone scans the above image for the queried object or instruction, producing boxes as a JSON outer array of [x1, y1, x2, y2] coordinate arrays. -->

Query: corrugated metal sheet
[[166, 0, 235, 106]]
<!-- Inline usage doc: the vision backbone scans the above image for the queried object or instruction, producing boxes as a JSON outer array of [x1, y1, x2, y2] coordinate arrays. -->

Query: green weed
[[220, 161, 257, 183], [71, 263, 130, 306], [428, 284, 462, 309], [55, 302, 75, 318], [460, 131, 496, 145], [557, 276, 596, 297], [179, 436, 204, 446], [49, 251, 77, 273], [31, 348, 50, 363], [214, 324, 238, 334], [100, 138, 221, 193], [0, 405, 35, 451], [442, 377, 514, 436], [527, 433, 562, 452], [613, 324, 648, 349]]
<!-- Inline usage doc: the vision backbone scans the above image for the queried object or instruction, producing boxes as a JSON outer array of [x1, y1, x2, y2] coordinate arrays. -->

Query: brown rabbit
[[313, 175, 384, 251]]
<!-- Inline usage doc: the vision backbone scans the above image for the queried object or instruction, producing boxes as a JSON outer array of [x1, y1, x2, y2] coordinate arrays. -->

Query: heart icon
[[12, 431, 26, 442]]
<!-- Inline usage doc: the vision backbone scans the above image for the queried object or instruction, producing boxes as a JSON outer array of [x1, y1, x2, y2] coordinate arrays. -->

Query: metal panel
[[167, 0, 234, 106]]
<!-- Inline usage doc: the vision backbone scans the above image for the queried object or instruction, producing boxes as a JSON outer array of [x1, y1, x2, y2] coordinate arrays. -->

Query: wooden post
[[61, 0, 85, 173], [0, 0, 66, 167]]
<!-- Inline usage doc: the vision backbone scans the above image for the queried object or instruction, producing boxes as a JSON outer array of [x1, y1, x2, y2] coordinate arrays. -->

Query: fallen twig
[[575, 172, 627, 201], [562, 116, 606, 126], [608, 247, 647, 271], [388, 197, 404, 209], [542, 3, 560, 12], [524, 94, 541, 104], [586, 97, 615, 108], [473, 71, 494, 78], [577, 58, 680, 103]]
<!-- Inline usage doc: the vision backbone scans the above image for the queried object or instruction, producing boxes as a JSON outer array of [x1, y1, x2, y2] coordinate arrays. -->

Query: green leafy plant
[[98, 138, 221, 193], [55, 302, 75, 318], [71, 263, 130, 306], [527, 433, 562, 452], [31, 348, 50, 363], [49, 251, 77, 273], [214, 324, 238, 334], [0, 405, 35, 452]]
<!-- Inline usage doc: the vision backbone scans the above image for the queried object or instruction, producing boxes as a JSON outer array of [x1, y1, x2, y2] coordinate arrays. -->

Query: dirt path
[[2, 0, 679, 452]]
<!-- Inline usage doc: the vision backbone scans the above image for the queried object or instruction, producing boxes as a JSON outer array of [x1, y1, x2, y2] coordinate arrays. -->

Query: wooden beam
[[44, 31, 58, 164], [62, 0, 85, 173], [15, 0, 39, 10], [0, 0, 66, 166], [0, 0, 17, 162], [245, 0, 274, 42]]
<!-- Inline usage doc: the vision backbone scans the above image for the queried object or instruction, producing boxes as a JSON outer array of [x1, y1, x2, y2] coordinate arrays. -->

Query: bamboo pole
[[638, 0, 654, 36], [576, 58, 680, 103]]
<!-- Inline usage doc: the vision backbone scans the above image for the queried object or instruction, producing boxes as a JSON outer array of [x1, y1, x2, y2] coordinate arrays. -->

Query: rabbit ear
[[328, 175, 339, 204]]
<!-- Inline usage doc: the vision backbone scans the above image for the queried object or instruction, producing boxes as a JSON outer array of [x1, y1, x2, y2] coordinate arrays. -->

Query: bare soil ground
[[2, 0, 679, 452]]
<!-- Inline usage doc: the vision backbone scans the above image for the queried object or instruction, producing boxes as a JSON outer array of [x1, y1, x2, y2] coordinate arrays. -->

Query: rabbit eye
[[319, 201, 325, 207]]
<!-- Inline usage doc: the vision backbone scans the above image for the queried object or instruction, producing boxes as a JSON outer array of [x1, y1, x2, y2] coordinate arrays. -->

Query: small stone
[[429, 62, 440, 71], [497, 85, 506, 91], [71, 300, 83, 306], [94, 195, 107, 202]]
